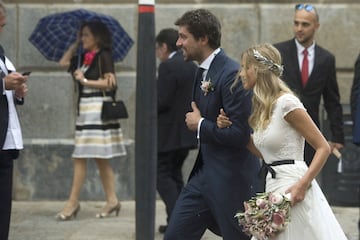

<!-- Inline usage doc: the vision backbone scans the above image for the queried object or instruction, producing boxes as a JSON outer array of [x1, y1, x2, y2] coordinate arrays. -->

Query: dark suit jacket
[[157, 51, 197, 152], [0, 74, 9, 149], [350, 54, 360, 144], [274, 39, 344, 144], [0, 45, 7, 148], [350, 54, 360, 122], [191, 49, 259, 232]]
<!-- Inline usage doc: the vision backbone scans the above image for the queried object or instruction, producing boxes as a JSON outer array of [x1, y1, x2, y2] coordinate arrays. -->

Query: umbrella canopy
[[29, 9, 134, 62]]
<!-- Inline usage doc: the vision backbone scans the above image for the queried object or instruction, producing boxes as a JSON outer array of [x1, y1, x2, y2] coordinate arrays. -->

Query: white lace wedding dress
[[252, 93, 348, 240]]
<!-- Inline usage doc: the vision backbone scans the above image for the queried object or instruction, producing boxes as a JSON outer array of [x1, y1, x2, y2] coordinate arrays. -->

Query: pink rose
[[256, 198, 267, 208], [272, 212, 285, 226], [269, 192, 284, 205]]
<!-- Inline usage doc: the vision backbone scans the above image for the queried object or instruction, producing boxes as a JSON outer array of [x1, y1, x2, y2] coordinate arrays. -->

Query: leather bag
[[101, 96, 128, 120]]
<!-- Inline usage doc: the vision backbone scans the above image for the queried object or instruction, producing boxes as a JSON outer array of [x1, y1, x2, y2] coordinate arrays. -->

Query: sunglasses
[[295, 4, 314, 12]]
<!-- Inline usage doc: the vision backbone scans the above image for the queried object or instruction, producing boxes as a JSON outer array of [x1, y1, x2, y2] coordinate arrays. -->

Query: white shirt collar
[[199, 48, 221, 71], [295, 39, 315, 56], [168, 51, 177, 59]]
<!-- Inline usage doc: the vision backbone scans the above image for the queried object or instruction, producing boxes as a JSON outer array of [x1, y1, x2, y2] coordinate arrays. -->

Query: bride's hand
[[217, 108, 232, 128], [285, 180, 310, 206]]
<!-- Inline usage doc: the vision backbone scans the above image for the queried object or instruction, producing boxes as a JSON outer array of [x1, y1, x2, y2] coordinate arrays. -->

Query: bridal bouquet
[[235, 192, 291, 240]]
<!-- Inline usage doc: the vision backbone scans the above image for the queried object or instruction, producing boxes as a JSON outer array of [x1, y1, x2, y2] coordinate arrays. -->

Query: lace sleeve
[[280, 94, 306, 118]]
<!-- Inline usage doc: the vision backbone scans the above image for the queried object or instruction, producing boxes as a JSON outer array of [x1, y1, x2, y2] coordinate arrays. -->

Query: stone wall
[[3, 3, 359, 200], [8, 0, 360, 4]]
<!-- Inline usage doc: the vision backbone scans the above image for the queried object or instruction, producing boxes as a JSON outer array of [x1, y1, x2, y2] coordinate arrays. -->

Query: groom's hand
[[185, 101, 202, 131]]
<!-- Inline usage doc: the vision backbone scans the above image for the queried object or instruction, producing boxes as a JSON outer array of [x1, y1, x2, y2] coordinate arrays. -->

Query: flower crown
[[252, 49, 284, 76]]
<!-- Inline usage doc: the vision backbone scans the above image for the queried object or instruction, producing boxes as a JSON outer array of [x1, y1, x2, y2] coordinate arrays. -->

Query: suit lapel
[[193, 67, 203, 104], [199, 51, 225, 116], [303, 44, 323, 90], [306, 44, 321, 87], [288, 40, 304, 90]]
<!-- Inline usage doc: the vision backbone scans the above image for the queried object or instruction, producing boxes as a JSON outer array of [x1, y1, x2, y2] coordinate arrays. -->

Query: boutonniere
[[200, 78, 214, 96]]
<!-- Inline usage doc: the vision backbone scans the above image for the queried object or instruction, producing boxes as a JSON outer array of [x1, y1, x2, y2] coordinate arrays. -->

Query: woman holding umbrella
[[56, 21, 126, 220]]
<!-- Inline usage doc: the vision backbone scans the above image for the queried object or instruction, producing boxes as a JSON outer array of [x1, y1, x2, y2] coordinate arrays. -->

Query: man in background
[[274, 4, 344, 165], [155, 28, 197, 234], [0, 1, 28, 239]]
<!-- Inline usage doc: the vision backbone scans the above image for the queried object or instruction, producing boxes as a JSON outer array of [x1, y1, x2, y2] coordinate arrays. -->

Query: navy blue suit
[[164, 50, 259, 240], [350, 54, 360, 145]]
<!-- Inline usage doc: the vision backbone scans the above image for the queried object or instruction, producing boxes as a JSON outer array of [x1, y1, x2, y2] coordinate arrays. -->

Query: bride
[[217, 43, 348, 239]]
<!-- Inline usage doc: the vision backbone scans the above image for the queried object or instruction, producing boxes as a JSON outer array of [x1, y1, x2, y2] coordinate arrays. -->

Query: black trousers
[[156, 148, 189, 223], [164, 170, 248, 240], [0, 150, 18, 240]]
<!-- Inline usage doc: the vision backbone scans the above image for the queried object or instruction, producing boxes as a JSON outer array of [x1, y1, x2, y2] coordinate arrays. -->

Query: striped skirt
[[72, 88, 127, 159]]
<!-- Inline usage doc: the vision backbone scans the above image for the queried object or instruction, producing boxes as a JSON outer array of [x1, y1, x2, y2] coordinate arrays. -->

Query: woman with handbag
[[56, 21, 126, 220]]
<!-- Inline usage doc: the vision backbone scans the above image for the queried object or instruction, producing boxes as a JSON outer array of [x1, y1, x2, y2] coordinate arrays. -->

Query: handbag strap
[[98, 52, 117, 101]]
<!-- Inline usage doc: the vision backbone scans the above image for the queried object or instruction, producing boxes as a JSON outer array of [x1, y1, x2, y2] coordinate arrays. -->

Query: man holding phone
[[22, 71, 31, 76], [0, 1, 28, 239]]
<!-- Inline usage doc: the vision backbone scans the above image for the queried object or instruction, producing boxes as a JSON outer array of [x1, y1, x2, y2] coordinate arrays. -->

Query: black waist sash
[[258, 159, 295, 192]]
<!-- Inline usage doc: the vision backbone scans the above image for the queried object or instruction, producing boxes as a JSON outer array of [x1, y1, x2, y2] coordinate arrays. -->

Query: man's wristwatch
[[83, 78, 88, 83]]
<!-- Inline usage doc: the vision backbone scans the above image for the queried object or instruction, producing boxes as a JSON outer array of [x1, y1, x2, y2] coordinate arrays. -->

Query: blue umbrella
[[28, 9, 134, 62]]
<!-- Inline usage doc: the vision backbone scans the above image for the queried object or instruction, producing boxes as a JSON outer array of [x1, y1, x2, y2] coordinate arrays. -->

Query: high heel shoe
[[96, 202, 121, 218], [55, 203, 80, 221]]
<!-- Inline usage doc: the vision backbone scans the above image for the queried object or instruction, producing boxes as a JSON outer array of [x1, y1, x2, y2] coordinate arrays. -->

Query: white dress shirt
[[197, 48, 221, 138], [295, 39, 315, 77]]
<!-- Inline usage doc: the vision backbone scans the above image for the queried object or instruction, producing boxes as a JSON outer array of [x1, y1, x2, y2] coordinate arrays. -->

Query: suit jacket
[[0, 44, 7, 148], [191, 49, 259, 232], [0, 74, 9, 149], [157, 51, 197, 152], [350, 54, 360, 121], [274, 39, 344, 144], [350, 54, 360, 144]]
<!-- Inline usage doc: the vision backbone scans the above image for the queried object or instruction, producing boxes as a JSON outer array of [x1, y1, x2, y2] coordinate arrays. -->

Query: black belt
[[81, 92, 113, 98], [258, 159, 295, 192]]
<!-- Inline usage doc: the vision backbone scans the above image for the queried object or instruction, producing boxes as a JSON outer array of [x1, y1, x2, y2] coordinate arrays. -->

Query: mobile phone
[[22, 71, 31, 76]]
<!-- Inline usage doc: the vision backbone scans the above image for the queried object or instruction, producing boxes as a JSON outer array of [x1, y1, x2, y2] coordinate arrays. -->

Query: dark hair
[[174, 9, 221, 49], [155, 28, 179, 52], [80, 21, 112, 50]]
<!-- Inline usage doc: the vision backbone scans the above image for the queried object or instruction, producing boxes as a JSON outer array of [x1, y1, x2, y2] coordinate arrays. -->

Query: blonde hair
[[237, 43, 294, 130]]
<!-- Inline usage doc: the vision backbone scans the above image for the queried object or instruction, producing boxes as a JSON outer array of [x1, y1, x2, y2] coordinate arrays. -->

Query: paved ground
[[8, 201, 359, 240]]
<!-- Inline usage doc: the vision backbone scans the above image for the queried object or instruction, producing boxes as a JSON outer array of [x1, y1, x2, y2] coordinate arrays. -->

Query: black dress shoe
[[158, 225, 167, 234]]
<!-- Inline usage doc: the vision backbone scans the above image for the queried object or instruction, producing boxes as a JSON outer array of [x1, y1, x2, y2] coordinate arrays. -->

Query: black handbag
[[101, 88, 128, 120], [98, 56, 128, 120]]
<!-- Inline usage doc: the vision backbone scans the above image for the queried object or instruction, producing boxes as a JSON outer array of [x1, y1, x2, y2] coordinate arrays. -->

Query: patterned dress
[[69, 49, 126, 159], [252, 93, 347, 240]]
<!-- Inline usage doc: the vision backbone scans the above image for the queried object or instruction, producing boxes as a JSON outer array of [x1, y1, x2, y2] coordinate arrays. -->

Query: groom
[[164, 9, 260, 240]]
